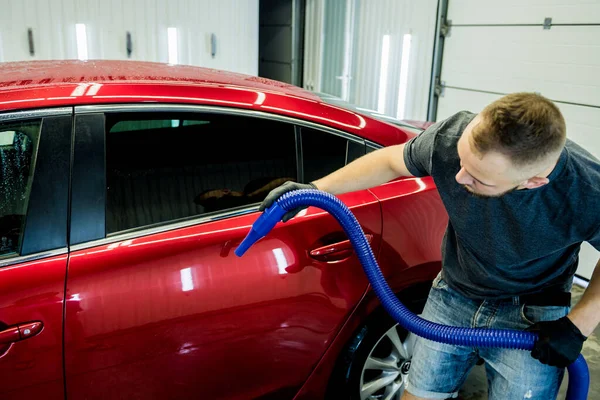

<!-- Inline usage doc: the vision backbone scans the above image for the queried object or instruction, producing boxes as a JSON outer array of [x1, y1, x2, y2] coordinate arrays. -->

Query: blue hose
[[235, 189, 590, 400]]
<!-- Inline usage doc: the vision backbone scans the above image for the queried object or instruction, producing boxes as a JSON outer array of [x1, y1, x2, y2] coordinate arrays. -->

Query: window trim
[[0, 248, 68, 268], [0, 107, 72, 267], [0, 107, 73, 123], [70, 113, 106, 245], [71, 104, 368, 251], [76, 104, 365, 144]]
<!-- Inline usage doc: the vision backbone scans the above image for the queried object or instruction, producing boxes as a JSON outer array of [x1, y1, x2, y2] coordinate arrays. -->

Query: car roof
[[0, 59, 319, 100], [0, 60, 414, 146]]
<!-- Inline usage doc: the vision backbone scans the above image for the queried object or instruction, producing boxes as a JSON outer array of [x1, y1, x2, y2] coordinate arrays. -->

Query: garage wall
[[303, 0, 439, 121], [0, 0, 259, 76], [436, 0, 600, 279]]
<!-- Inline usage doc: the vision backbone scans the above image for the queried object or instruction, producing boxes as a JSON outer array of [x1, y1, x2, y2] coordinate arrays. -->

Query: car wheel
[[327, 284, 430, 400]]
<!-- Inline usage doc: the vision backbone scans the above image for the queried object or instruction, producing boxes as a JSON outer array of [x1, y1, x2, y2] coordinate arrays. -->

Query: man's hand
[[258, 181, 317, 222], [526, 316, 587, 368]]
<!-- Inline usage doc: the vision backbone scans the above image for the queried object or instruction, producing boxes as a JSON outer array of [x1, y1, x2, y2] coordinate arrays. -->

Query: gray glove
[[258, 181, 317, 222]]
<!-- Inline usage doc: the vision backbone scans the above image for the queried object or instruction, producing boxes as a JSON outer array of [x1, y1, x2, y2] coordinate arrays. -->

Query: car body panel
[[0, 254, 67, 399], [369, 177, 448, 279], [0, 111, 72, 399], [64, 191, 381, 399]]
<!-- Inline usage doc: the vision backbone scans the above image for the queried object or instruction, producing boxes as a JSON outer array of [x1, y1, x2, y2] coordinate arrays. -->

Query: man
[[259, 92, 600, 399]]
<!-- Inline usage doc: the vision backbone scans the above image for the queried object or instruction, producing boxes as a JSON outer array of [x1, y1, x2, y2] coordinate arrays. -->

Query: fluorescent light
[[75, 24, 88, 60], [180, 267, 194, 292], [396, 34, 412, 120], [377, 35, 390, 114], [168, 27, 178, 64], [272, 248, 288, 274]]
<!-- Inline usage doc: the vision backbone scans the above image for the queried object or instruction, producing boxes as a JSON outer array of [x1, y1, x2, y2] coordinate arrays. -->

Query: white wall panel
[[438, 88, 600, 279], [441, 26, 600, 107], [303, 0, 325, 92], [448, 0, 600, 25], [350, 0, 438, 120], [0, 0, 258, 76], [307, 0, 437, 121]]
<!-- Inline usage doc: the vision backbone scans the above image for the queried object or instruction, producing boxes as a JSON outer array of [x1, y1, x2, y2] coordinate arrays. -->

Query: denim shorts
[[406, 272, 569, 400]]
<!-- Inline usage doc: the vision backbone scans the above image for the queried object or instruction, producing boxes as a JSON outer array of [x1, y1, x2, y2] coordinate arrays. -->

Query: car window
[[0, 119, 41, 256], [111, 119, 210, 132], [105, 113, 297, 234], [301, 127, 365, 183]]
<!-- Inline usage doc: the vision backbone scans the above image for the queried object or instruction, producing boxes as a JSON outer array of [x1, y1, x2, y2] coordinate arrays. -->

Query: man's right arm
[[313, 143, 414, 195], [259, 120, 439, 218], [258, 143, 415, 219]]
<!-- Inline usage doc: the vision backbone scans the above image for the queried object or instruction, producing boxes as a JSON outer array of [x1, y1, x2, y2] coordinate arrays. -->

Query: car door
[[0, 109, 72, 399], [64, 105, 381, 400]]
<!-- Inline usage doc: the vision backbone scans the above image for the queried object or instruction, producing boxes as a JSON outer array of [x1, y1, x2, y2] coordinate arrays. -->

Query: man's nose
[[455, 168, 473, 185]]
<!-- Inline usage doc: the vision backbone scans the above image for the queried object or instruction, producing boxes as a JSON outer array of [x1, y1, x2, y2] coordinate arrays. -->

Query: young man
[[259, 92, 600, 399]]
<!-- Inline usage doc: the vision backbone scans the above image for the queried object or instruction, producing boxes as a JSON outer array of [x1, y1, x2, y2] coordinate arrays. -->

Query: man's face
[[455, 115, 549, 198]]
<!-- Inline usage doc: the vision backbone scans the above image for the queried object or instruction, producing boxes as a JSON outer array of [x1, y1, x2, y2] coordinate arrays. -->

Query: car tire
[[326, 283, 431, 400]]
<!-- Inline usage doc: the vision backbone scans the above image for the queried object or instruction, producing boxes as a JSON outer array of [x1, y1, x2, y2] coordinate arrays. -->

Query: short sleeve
[[402, 120, 443, 177]]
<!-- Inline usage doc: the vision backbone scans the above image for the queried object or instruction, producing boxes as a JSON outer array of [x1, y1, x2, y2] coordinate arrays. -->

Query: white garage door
[[436, 0, 600, 280]]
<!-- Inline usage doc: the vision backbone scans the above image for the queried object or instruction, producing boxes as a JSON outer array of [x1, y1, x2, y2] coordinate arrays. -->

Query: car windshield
[[314, 92, 424, 135]]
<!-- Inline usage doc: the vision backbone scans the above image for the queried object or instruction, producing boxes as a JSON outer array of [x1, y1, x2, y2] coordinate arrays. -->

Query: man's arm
[[258, 144, 415, 221], [568, 257, 600, 336], [528, 258, 599, 367], [313, 144, 414, 194]]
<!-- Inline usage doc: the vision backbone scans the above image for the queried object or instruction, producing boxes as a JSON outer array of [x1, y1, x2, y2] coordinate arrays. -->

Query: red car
[[0, 60, 447, 400]]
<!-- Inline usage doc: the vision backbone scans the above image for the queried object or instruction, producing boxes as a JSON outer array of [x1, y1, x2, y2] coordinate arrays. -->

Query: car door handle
[[0, 321, 43, 345], [309, 234, 373, 262]]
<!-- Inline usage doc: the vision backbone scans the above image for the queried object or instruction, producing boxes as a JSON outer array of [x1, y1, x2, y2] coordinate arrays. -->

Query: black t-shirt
[[403, 110, 600, 299]]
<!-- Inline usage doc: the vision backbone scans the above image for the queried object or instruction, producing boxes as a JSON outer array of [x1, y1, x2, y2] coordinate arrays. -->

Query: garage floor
[[459, 285, 600, 399]]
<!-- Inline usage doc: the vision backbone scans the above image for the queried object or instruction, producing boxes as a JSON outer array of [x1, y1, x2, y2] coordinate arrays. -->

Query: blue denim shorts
[[406, 272, 569, 400]]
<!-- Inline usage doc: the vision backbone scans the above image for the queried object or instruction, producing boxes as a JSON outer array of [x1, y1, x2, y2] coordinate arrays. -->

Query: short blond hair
[[472, 93, 566, 167]]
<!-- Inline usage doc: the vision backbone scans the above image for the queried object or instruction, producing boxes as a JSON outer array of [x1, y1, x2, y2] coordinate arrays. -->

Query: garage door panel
[[448, 0, 600, 25], [441, 26, 600, 107]]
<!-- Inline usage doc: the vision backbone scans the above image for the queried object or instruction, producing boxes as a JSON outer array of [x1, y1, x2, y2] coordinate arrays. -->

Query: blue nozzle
[[235, 202, 287, 257]]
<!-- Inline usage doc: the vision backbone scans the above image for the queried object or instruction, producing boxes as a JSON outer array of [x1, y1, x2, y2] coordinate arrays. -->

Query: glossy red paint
[[64, 192, 382, 399], [294, 262, 441, 400], [0, 60, 448, 399], [0, 60, 411, 146], [0, 254, 66, 400], [369, 177, 448, 279]]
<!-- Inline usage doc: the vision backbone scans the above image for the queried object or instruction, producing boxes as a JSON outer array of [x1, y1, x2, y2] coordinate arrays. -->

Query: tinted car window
[[301, 127, 364, 183], [105, 113, 297, 234], [0, 119, 41, 256]]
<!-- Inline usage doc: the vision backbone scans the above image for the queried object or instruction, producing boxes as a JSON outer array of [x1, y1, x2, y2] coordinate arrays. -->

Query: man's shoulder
[[429, 110, 477, 141], [565, 139, 600, 188]]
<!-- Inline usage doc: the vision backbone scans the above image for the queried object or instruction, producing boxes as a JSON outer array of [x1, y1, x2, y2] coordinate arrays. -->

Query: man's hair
[[471, 92, 566, 167]]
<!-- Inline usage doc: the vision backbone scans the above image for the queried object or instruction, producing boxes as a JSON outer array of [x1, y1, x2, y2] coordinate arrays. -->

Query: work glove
[[526, 316, 587, 368], [258, 181, 318, 222]]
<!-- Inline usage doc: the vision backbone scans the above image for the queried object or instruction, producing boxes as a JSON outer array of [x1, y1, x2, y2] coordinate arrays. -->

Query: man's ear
[[521, 176, 550, 190]]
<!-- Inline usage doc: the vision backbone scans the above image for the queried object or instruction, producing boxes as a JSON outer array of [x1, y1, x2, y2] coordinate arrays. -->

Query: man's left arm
[[569, 258, 600, 336], [527, 258, 600, 367]]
